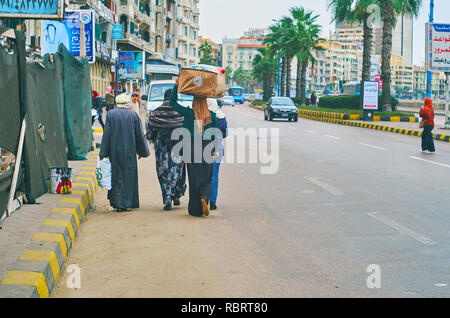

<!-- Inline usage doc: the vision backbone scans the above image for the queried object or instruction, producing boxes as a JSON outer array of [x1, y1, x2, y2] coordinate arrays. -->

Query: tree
[[225, 66, 233, 86], [286, 7, 325, 105], [233, 67, 256, 91], [264, 21, 291, 96], [199, 40, 214, 65], [380, 0, 422, 111], [329, 0, 379, 82], [253, 47, 277, 101]]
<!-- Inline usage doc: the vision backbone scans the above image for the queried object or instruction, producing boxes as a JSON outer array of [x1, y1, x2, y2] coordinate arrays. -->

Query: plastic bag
[[96, 158, 112, 190]]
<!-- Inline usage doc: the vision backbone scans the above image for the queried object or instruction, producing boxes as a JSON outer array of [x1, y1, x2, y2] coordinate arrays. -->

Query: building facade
[[221, 29, 267, 75], [333, 15, 413, 67], [1, 0, 201, 93], [391, 54, 414, 94], [176, 0, 200, 67], [413, 65, 447, 99]]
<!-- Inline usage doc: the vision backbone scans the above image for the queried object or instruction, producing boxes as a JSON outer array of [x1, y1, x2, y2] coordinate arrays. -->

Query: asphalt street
[[53, 103, 449, 297]]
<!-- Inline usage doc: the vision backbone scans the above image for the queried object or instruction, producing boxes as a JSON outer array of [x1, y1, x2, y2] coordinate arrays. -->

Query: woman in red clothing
[[419, 97, 435, 153]]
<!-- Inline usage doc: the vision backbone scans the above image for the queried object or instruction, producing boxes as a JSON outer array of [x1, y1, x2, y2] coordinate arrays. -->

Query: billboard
[[0, 0, 64, 19], [427, 23, 450, 72], [362, 81, 379, 110], [41, 10, 95, 63], [118, 51, 145, 80]]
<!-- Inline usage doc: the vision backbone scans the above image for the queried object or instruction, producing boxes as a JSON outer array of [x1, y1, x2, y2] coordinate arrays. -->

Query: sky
[[198, 0, 450, 66]]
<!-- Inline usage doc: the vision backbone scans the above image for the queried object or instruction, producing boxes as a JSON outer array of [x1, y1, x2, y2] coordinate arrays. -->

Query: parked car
[[264, 97, 298, 122], [243, 94, 251, 102], [221, 96, 235, 107]]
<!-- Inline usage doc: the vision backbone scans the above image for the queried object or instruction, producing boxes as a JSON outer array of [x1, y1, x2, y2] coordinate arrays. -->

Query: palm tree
[[287, 7, 325, 105], [380, 0, 422, 111], [253, 47, 277, 101], [264, 21, 292, 96], [329, 0, 379, 82]]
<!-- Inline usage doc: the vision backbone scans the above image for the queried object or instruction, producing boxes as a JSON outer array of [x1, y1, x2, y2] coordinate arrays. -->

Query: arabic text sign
[[428, 23, 450, 72], [41, 10, 95, 63], [112, 25, 123, 40], [0, 0, 64, 19], [363, 81, 379, 110]]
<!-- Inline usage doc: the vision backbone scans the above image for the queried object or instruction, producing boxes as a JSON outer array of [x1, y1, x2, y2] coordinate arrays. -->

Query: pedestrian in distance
[[169, 81, 218, 217], [99, 92, 150, 212], [310, 91, 317, 107], [135, 88, 142, 108], [92, 90, 105, 129], [105, 84, 115, 112], [419, 97, 435, 154], [130, 92, 140, 115], [207, 98, 227, 211], [147, 89, 187, 211]]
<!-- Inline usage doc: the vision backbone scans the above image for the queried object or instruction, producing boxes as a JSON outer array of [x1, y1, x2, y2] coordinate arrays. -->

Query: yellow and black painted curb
[[0, 150, 99, 298], [297, 109, 417, 122], [298, 114, 450, 143], [298, 109, 360, 120], [249, 104, 265, 111], [249, 104, 450, 143]]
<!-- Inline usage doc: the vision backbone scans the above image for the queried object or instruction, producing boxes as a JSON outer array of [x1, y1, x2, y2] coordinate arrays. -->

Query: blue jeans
[[210, 160, 221, 204]]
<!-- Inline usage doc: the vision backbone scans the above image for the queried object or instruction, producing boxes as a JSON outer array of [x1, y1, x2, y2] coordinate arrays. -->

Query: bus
[[229, 86, 245, 104], [342, 82, 361, 96]]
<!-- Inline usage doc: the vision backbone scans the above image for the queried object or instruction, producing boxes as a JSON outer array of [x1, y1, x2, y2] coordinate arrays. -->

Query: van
[[142, 80, 193, 113]]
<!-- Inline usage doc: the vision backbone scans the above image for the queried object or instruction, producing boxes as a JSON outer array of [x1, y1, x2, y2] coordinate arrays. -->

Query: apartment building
[[176, 0, 200, 67], [333, 15, 413, 66], [413, 65, 447, 98], [221, 28, 267, 74], [318, 40, 362, 92], [1, 0, 200, 91], [391, 54, 414, 94]]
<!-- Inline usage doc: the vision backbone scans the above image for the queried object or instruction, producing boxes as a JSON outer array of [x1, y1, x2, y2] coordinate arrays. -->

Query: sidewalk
[[0, 144, 99, 297]]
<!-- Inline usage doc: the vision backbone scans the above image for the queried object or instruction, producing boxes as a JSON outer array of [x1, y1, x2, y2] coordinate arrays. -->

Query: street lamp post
[[272, 19, 281, 97], [277, 50, 281, 97], [426, 0, 434, 99]]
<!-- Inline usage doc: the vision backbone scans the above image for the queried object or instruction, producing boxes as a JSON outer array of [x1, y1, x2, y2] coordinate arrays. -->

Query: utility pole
[[277, 50, 281, 97], [426, 0, 434, 98]]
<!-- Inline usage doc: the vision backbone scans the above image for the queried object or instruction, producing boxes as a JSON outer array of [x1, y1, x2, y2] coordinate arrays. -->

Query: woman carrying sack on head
[[169, 80, 218, 217], [419, 97, 435, 154]]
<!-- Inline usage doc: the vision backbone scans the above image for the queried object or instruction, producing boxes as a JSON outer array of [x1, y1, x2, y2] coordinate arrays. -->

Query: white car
[[143, 80, 193, 113], [221, 96, 235, 107]]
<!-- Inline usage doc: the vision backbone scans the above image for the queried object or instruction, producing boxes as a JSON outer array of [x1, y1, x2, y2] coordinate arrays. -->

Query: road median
[[249, 104, 450, 143]]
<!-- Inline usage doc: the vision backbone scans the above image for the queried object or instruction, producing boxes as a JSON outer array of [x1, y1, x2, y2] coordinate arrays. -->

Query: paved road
[[53, 103, 450, 297]]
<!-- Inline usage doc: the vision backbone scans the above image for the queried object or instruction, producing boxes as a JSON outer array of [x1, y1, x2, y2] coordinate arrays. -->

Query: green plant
[[316, 94, 398, 110]]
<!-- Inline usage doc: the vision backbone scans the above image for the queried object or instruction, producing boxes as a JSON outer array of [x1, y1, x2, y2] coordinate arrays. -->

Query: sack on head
[[178, 65, 226, 98]]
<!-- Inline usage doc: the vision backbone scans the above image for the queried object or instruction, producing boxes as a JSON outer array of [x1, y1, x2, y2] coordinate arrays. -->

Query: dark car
[[264, 97, 298, 122]]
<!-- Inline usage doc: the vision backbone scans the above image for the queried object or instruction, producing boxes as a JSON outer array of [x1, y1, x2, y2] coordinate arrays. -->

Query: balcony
[[178, 34, 188, 42], [178, 52, 188, 60], [117, 33, 155, 55], [133, 4, 152, 27]]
